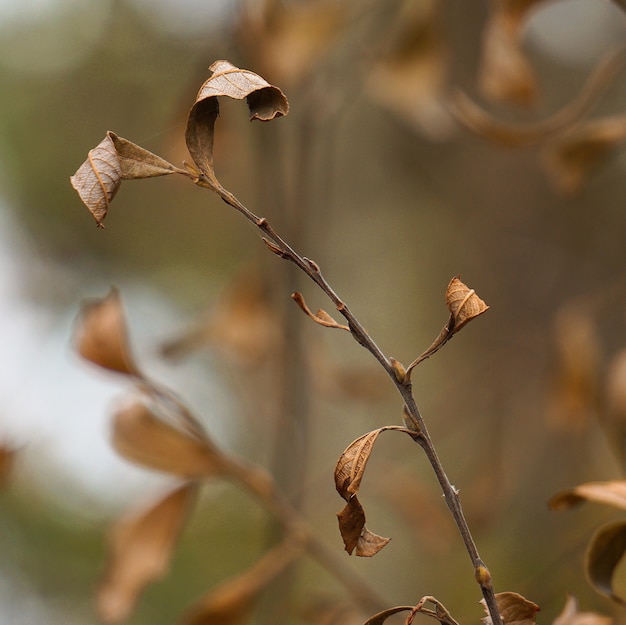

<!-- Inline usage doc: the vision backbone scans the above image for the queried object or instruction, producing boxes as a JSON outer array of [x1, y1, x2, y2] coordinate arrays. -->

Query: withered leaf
[[70, 133, 121, 227], [70, 132, 179, 226], [292, 291, 349, 331], [335, 426, 413, 556], [604, 348, 626, 468], [552, 594, 613, 625], [453, 47, 626, 147], [238, 0, 347, 88], [97, 482, 197, 623], [446, 276, 489, 332], [112, 401, 225, 478], [362, 606, 413, 625], [337, 496, 391, 557], [367, 1, 452, 140], [481, 592, 540, 625], [546, 306, 600, 433], [186, 60, 289, 182], [162, 269, 281, 366], [407, 277, 488, 376], [335, 427, 405, 498], [586, 521, 626, 607], [541, 116, 626, 195], [179, 535, 304, 625], [108, 132, 180, 180], [479, 1, 546, 106], [74, 288, 142, 377], [549, 481, 626, 512], [451, 91, 545, 147]]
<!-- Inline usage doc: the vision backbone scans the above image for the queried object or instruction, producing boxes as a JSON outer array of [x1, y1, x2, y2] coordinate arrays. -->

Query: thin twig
[[200, 175, 504, 625]]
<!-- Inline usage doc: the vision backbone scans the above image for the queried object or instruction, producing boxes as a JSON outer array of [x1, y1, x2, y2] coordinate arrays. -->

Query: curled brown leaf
[[162, 269, 281, 367], [479, 0, 546, 106], [362, 605, 413, 625], [552, 594, 613, 625], [96, 482, 197, 624], [74, 288, 142, 377], [337, 496, 391, 557], [112, 400, 225, 478], [605, 348, 626, 467], [292, 291, 349, 331], [481, 592, 539, 625], [407, 277, 488, 376], [335, 427, 409, 499], [367, 0, 452, 140], [70, 133, 122, 227], [586, 521, 626, 607], [452, 46, 626, 147], [546, 305, 600, 433], [335, 426, 411, 556], [180, 534, 304, 625], [446, 276, 489, 332], [541, 115, 626, 195], [186, 60, 289, 184], [237, 0, 347, 87], [70, 132, 179, 227], [410, 596, 460, 625], [549, 480, 626, 512]]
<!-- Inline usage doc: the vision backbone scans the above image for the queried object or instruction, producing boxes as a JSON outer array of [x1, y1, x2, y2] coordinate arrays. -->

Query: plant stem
[[205, 178, 504, 625]]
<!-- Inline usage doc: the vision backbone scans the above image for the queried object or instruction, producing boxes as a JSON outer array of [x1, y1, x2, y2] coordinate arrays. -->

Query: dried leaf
[[97, 482, 197, 623], [541, 116, 626, 195], [112, 401, 225, 478], [410, 596, 460, 625], [586, 521, 626, 607], [70, 132, 178, 226], [546, 306, 601, 432], [362, 606, 413, 625], [74, 288, 142, 377], [549, 481, 626, 512], [292, 291, 349, 331], [481, 592, 539, 625], [605, 348, 626, 468], [337, 496, 391, 557], [161, 270, 281, 366], [479, 1, 546, 106], [335, 426, 409, 498], [108, 132, 180, 180], [552, 594, 613, 625], [407, 277, 488, 377], [186, 60, 289, 182], [179, 535, 304, 625], [238, 0, 347, 87], [367, 0, 452, 140], [70, 133, 122, 227], [334, 427, 415, 555], [453, 46, 626, 147], [446, 276, 489, 332]]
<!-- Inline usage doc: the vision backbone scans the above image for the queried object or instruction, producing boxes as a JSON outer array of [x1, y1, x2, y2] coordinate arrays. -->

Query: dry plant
[[67, 1, 626, 624]]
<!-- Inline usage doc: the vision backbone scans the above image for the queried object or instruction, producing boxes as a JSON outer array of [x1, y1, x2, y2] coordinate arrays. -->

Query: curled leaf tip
[[446, 276, 489, 333], [186, 60, 289, 184], [74, 288, 141, 377]]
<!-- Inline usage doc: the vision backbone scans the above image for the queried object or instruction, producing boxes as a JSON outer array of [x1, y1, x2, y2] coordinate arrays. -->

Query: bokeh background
[[1, 0, 626, 623]]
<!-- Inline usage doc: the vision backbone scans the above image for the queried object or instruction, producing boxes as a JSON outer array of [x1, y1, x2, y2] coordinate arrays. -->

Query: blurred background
[[1, 0, 626, 623]]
